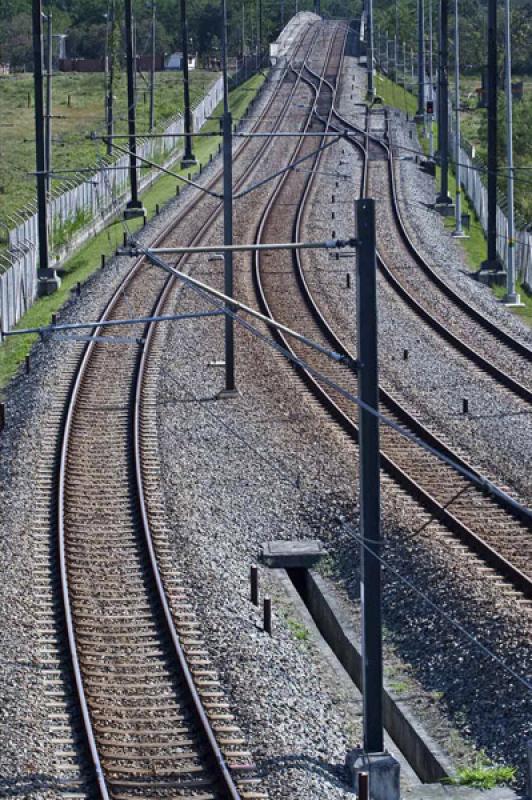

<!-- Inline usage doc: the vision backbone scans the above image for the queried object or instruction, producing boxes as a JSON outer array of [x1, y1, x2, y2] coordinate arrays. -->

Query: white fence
[[378, 53, 532, 290], [454, 135, 532, 290], [0, 76, 223, 335]]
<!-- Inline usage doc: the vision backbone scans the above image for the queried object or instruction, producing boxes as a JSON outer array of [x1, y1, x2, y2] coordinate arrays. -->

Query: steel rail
[[297, 66, 532, 530], [254, 31, 532, 598], [56, 23, 322, 799], [327, 107, 532, 405]]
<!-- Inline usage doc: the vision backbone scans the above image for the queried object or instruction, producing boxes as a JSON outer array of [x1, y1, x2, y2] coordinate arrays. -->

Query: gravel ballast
[[0, 27, 530, 800], [154, 50, 530, 796]]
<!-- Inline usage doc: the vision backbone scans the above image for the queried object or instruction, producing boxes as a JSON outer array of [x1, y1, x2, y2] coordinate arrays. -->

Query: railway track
[[329, 104, 532, 405], [253, 27, 532, 602], [54, 22, 332, 799]]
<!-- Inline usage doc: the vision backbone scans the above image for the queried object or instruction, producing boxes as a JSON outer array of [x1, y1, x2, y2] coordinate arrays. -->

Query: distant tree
[[0, 12, 33, 67]]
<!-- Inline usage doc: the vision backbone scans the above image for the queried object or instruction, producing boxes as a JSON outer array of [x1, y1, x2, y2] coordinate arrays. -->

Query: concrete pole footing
[[346, 749, 400, 800]]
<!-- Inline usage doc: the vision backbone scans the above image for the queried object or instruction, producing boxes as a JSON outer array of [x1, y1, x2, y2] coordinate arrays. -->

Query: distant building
[[0, 63, 10, 75], [165, 52, 196, 71]]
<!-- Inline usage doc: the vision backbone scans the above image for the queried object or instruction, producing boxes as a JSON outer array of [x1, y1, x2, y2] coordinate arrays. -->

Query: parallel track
[[253, 27, 532, 601], [329, 103, 532, 405], [56, 24, 326, 800]]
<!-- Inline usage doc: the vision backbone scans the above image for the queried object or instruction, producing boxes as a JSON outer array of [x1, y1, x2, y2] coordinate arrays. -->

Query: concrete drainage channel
[[261, 541, 520, 800]]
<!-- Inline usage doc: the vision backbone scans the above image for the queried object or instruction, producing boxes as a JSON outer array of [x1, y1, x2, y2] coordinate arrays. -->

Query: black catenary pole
[[124, 0, 144, 216], [366, 0, 375, 100], [258, 0, 263, 63], [32, 0, 53, 292], [221, 0, 236, 394], [485, 0, 498, 269], [149, 0, 156, 131], [181, 0, 196, 165], [45, 6, 52, 197], [436, 0, 451, 203], [417, 0, 425, 117], [105, 0, 115, 156], [356, 198, 384, 754]]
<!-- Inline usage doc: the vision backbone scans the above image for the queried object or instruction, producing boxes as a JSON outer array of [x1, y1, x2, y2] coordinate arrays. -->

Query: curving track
[[55, 21, 331, 800], [329, 99, 532, 405], [252, 24, 532, 602], [50, 20, 531, 798]]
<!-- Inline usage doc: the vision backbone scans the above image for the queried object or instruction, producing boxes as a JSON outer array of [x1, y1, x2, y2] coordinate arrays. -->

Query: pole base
[[181, 155, 197, 168], [435, 202, 455, 217], [475, 268, 506, 287], [37, 271, 61, 297], [124, 205, 146, 220], [480, 257, 503, 272], [217, 388, 239, 399], [503, 293, 524, 307], [345, 749, 400, 800], [451, 230, 469, 239]]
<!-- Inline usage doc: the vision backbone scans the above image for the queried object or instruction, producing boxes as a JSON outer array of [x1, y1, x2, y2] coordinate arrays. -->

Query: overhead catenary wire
[[137, 248, 531, 523], [152, 317, 532, 696]]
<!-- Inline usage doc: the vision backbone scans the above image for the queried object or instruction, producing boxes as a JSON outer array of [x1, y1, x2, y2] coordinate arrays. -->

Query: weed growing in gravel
[[446, 757, 516, 789], [317, 554, 336, 578], [284, 615, 310, 642]]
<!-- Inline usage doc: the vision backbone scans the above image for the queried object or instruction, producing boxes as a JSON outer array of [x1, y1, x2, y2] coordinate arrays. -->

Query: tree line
[[0, 0, 360, 68]]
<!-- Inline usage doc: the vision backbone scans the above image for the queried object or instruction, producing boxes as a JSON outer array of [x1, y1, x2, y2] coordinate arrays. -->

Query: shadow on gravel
[[301, 490, 531, 794], [255, 753, 349, 789], [0, 776, 84, 796]]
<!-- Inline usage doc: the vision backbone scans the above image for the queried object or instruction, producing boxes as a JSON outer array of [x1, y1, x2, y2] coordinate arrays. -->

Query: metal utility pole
[[394, 0, 399, 80], [503, 0, 520, 303], [149, 0, 156, 131], [281, 0, 285, 29], [356, 198, 384, 755], [221, 0, 236, 394], [242, 2, 245, 59], [124, 0, 144, 216], [428, 0, 434, 156], [452, 0, 466, 236], [417, 0, 425, 118], [485, 0, 498, 268], [258, 0, 263, 63], [366, 0, 375, 100], [180, 0, 196, 165], [436, 0, 451, 204], [403, 39, 407, 91], [105, 1, 115, 156], [32, 0, 57, 293], [45, 6, 52, 197]]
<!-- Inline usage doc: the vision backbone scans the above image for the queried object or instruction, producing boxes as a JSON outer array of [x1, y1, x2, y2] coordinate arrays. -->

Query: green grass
[[446, 760, 516, 790], [284, 614, 310, 642], [375, 71, 418, 117], [0, 72, 266, 392], [0, 69, 218, 231]]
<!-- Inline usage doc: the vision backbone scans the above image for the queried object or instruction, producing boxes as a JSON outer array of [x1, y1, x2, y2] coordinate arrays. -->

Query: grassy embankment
[[374, 71, 532, 326], [0, 71, 265, 390], [0, 70, 216, 224]]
